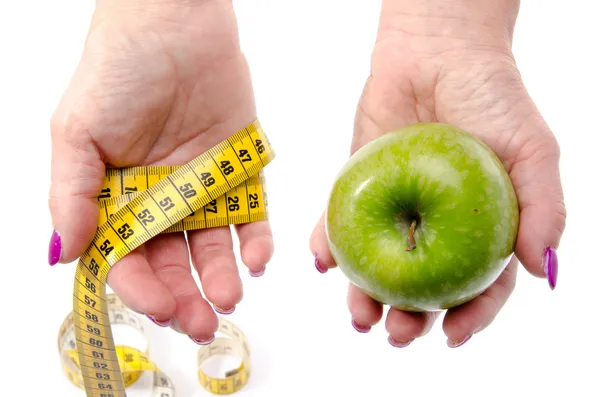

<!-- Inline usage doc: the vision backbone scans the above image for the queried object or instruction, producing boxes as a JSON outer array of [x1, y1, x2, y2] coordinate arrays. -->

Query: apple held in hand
[[325, 123, 519, 312]]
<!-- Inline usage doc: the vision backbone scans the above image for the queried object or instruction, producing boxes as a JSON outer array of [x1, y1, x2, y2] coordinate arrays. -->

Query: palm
[[59, 5, 255, 167], [356, 46, 533, 164]]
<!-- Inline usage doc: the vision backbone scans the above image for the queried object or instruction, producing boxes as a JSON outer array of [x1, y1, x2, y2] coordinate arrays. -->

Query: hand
[[310, 0, 566, 347], [48, 0, 273, 343]]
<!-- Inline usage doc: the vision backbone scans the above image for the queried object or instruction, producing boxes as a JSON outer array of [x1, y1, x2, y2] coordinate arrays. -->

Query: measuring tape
[[62, 120, 275, 396], [59, 294, 252, 396]]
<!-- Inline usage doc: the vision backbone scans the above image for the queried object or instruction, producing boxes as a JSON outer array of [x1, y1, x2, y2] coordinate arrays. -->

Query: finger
[[347, 283, 384, 333], [106, 245, 176, 324], [145, 232, 218, 342], [309, 212, 338, 273], [48, 119, 105, 265], [188, 226, 242, 314], [385, 308, 439, 348], [442, 256, 518, 347], [511, 128, 565, 289], [234, 220, 273, 276]]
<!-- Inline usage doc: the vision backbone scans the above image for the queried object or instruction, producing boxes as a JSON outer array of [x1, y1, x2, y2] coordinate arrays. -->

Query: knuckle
[[536, 134, 561, 166], [49, 109, 67, 138], [49, 113, 103, 200], [155, 263, 192, 281], [192, 229, 234, 253], [197, 240, 232, 253], [50, 110, 89, 143], [553, 202, 567, 237], [518, 121, 561, 166]]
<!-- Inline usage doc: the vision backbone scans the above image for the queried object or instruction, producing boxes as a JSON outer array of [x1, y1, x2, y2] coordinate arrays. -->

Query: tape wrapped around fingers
[[60, 120, 274, 396]]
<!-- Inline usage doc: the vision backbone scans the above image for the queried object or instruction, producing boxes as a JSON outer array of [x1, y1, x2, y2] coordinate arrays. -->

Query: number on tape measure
[[59, 294, 251, 396], [64, 121, 274, 396], [99, 169, 268, 233]]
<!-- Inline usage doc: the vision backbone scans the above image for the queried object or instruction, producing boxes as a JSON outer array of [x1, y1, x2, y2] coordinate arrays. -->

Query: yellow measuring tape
[[61, 120, 275, 396], [59, 294, 252, 396]]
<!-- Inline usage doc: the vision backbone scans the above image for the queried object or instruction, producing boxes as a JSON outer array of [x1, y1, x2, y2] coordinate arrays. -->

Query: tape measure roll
[[67, 120, 275, 397], [59, 293, 177, 396], [59, 294, 252, 396]]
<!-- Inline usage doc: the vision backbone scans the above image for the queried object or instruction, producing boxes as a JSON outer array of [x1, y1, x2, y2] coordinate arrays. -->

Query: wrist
[[378, 0, 519, 53], [93, 0, 233, 24], [87, 0, 242, 63], [97, 0, 228, 9]]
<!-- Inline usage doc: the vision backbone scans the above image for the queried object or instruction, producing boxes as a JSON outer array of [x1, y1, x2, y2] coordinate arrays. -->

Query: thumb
[[48, 117, 105, 265], [511, 119, 566, 290]]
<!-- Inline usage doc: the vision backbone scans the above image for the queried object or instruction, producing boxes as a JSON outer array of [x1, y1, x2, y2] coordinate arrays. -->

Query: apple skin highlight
[[325, 123, 520, 312]]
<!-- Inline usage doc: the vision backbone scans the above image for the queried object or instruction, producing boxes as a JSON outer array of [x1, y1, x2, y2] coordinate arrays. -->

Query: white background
[[1, 0, 599, 396]]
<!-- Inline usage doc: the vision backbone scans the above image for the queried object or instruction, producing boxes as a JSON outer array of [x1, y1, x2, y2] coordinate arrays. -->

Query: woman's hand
[[310, 0, 566, 347], [48, 0, 273, 343]]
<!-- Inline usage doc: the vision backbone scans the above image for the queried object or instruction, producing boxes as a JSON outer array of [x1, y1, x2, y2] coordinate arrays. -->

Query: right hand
[[48, 0, 273, 344]]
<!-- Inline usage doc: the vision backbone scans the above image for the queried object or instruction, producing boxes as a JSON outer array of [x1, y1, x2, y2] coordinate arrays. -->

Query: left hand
[[48, 0, 272, 343], [309, 0, 566, 347]]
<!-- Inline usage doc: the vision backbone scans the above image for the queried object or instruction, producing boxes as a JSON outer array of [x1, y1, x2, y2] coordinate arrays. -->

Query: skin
[[48, 0, 273, 342], [311, 0, 566, 346], [48, 0, 567, 349], [325, 123, 520, 312]]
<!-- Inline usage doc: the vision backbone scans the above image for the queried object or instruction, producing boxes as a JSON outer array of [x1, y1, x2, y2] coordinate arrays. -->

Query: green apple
[[325, 123, 519, 312]]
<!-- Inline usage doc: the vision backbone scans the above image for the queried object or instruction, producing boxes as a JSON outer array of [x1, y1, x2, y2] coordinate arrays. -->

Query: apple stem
[[406, 219, 417, 251]]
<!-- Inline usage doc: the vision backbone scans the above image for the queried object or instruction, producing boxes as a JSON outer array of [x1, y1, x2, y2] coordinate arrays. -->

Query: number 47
[[238, 149, 252, 162]]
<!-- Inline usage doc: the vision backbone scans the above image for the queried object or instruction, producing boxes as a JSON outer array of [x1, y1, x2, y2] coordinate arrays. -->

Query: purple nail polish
[[214, 305, 236, 315], [543, 246, 558, 290], [447, 333, 472, 348], [315, 254, 327, 274], [189, 334, 215, 345], [351, 318, 371, 333], [388, 335, 414, 348], [48, 229, 62, 266], [146, 314, 171, 327], [249, 268, 265, 277]]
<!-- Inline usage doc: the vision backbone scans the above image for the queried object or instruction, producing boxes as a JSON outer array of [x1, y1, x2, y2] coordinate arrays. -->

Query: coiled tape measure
[[58, 120, 275, 396]]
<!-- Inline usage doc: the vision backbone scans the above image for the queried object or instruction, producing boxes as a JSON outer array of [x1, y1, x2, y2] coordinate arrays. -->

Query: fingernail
[[447, 333, 472, 348], [388, 335, 414, 348], [542, 246, 558, 290], [48, 229, 62, 266], [145, 314, 171, 327], [189, 334, 215, 345], [351, 318, 371, 333], [315, 254, 327, 274], [214, 305, 236, 315], [249, 267, 265, 277]]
